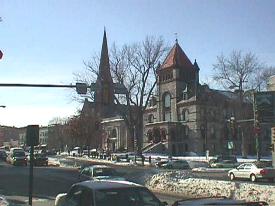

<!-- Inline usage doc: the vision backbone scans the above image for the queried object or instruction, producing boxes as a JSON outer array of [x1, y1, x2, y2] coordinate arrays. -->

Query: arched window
[[147, 130, 153, 142], [163, 93, 171, 108], [148, 114, 154, 123], [163, 92, 171, 121], [182, 87, 188, 100], [182, 109, 188, 121], [112, 129, 117, 138]]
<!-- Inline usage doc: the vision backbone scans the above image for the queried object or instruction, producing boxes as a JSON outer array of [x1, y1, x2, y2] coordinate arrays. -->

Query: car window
[[95, 187, 161, 206], [93, 168, 115, 177], [237, 164, 245, 170], [81, 168, 91, 176], [138, 189, 161, 206], [66, 186, 82, 206], [244, 164, 252, 170]]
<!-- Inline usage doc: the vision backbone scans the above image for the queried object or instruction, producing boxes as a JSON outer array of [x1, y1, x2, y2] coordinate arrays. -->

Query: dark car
[[0, 150, 7, 161], [33, 153, 48, 166], [78, 165, 126, 182], [159, 160, 191, 170], [55, 180, 168, 206], [7, 149, 27, 166], [209, 155, 239, 168]]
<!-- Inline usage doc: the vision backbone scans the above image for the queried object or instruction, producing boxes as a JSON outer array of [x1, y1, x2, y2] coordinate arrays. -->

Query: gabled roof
[[160, 41, 194, 71]]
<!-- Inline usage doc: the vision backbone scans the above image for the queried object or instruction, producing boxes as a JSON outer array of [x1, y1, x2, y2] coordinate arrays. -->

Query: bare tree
[[213, 50, 265, 102], [110, 36, 167, 154], [254, 66, 275, 91]]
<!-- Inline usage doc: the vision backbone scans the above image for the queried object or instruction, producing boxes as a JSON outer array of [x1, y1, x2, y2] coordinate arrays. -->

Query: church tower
[[95, 30, 114, 117], [156, 40, 199, 122]]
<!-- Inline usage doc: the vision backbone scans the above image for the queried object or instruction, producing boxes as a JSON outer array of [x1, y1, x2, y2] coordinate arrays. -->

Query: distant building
[[0, 126, 20, 147]]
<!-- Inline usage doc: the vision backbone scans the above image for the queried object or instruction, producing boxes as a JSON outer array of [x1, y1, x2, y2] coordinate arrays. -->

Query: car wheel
[[230, 173, 235, 181], [250, 174, 257, 182]]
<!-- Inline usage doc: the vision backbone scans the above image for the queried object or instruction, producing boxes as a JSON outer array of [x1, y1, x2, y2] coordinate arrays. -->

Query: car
[[32, 152, 48, 166], [209, 155, 239, 168], [0, 149, 7, 161], [160, 160, 191, 170], [70, 147, 81, 156], [228, 161, 275, 182], [78, 165, 126, 182], [7, 148, 27, 166], [55, 180, 168, 206]]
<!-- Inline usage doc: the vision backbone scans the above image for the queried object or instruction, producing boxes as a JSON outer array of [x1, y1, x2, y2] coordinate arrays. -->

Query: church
[[82, 31, 259, 156]]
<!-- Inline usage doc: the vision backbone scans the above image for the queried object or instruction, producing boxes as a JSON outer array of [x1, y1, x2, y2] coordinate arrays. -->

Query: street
[[0, 160, 181, 205]]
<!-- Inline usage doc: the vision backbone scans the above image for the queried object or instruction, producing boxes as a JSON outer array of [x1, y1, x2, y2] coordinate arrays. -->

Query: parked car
[[0, 149, 7, 161], [78, 165, 126, 181], [209, 155, 239, 168], [7, 148, 27, 166], [71, 147, 81, 156], [55, 180, 168, 206], [159, 160, 191, 170], [228, 161, 275, 182]]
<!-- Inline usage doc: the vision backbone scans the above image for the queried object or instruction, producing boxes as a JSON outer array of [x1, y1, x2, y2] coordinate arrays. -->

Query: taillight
[[260, 169, 267, 175]]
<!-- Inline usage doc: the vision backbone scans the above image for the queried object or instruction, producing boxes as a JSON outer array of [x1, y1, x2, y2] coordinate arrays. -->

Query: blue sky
[[0, 0, 275, 127]]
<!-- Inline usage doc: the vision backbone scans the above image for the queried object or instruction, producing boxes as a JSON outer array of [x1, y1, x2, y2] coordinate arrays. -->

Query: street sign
[[228, 141, 234, 149], [26, 125, 39, 146]]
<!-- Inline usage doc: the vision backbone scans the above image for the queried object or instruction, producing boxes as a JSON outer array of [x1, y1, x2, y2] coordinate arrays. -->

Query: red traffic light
[[0, 50, 3, 60]]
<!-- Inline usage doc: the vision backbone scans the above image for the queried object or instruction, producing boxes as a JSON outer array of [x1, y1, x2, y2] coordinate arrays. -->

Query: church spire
[[98, 29, 113, 83], [95, 30, 114, 111]]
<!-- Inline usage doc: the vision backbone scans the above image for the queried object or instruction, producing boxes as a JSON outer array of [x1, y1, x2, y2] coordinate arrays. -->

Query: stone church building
[[82, 31, 256, 156], [143, 40, 255, 156]]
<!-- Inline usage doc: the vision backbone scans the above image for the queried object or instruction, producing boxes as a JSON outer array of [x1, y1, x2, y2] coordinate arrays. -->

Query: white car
[[228, 162, 275, 182], [70, 147, 80, 156]]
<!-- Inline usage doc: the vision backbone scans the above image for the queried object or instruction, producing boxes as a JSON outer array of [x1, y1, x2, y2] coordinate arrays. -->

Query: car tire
[[250, 174, 257, 182], [230, 173, 235, 181]]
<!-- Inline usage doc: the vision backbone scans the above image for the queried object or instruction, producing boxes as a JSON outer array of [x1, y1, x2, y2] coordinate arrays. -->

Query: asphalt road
[[0, 160, 181, 205]]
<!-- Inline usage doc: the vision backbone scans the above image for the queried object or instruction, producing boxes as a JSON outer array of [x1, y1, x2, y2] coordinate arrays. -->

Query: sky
[[1, 0, 275, 127]]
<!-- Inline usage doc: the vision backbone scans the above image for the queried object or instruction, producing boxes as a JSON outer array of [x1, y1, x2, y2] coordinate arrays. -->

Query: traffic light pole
[[253, 92, 261, 161]]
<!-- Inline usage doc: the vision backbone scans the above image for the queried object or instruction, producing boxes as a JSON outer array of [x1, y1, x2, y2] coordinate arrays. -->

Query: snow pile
[[0, 196, 8, 206], [145, 172, 275, 204]]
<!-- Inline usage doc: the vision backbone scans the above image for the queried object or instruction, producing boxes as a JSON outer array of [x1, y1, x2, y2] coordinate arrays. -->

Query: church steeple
[[98, 29, 113, 83], [95, 30, 114, 111]]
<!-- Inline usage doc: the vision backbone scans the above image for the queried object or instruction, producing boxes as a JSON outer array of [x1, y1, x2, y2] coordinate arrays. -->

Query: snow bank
[[145, 171, 275, 204], [0, 196, 8, 206]]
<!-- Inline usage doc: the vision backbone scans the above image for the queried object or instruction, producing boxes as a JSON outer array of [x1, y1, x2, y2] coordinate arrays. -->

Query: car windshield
[[95, 187, 161, 206], [93, 168, 116, 177], [13, 151, 25, 157]]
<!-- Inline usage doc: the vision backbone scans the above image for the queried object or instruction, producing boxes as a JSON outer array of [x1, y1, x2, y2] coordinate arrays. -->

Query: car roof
[[76, 180, 143, 190], [85, 165, 111, 169]]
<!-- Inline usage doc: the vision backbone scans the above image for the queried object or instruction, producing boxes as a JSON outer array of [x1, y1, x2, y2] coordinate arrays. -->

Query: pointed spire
[[98, 29, 112, 83], [193, 59, 200, 71]]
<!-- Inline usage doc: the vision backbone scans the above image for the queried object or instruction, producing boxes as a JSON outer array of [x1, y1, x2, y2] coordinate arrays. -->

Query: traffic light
[[230, 117, 237, 139]]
